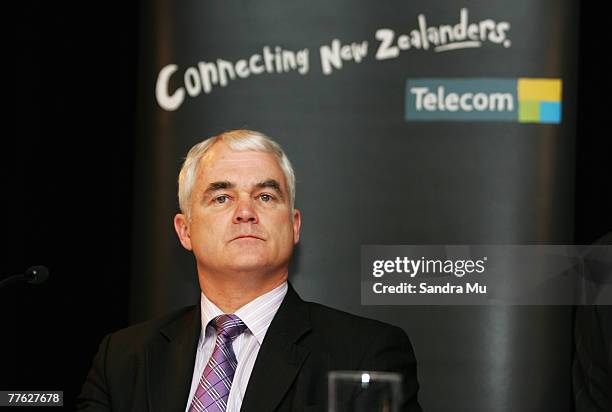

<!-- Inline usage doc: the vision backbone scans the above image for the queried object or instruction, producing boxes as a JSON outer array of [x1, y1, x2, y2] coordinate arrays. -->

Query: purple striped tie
[[188, 314, 247, 412]]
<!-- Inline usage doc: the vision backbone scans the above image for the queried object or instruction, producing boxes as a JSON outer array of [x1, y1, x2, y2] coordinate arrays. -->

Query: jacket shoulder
[[77, 305, 199, 410], [306, 300, 402, 335], [107, 305, 198, 351], [301, 300, 412, 362]]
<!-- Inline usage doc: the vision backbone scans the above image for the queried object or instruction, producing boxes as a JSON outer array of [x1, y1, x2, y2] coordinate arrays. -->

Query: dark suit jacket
[[77, 284, 422, 411], [573, 305, 612, 412], [573, 233, 612, 412]]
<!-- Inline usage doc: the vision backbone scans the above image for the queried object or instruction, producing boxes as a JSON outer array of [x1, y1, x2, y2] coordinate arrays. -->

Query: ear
[[173, 213, 193, 251], [292, 209, 302, 245]]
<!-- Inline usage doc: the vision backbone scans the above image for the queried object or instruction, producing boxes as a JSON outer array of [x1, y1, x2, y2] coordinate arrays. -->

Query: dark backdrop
[[5, 1, 611, 409]]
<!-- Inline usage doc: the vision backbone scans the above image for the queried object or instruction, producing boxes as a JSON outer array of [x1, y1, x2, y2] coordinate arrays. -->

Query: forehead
[[197, 143, 285, 185]]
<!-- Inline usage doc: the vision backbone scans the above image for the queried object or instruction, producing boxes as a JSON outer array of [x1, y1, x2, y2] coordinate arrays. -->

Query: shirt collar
[[200, 281, 288, 345]]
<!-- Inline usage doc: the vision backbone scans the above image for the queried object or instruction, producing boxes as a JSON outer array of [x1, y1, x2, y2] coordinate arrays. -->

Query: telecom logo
[[405, 78, 562, 123]]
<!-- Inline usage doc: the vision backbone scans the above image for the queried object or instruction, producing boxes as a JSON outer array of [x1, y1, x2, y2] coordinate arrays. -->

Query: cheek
[[275, 220, 296, 246], [190, 221, 222, 249]]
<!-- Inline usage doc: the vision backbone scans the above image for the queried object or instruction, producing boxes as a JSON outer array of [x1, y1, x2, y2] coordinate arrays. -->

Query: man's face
[[174, 142, 300, 279]]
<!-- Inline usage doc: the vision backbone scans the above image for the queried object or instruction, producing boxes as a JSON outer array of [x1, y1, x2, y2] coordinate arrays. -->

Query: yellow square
[[518, 78, 562, 102]]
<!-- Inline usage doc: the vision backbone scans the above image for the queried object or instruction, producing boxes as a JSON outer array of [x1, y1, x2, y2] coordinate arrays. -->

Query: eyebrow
[[205, 181, 234, 194], [203, 179, 284, 198], [256, 179, 284, 198]]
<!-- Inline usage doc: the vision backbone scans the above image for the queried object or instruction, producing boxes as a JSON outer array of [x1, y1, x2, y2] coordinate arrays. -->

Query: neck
[[198, 269, 288, 313]]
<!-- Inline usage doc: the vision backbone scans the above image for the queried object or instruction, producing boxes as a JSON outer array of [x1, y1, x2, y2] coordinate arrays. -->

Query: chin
[[227, 255, 270, 273]]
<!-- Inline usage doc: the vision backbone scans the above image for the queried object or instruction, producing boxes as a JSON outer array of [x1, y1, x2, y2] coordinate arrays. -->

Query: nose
[[232, 198, 259, 224]]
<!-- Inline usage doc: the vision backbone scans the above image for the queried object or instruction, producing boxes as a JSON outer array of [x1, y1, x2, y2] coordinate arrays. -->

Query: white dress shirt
[[184, 282, 288, 412]]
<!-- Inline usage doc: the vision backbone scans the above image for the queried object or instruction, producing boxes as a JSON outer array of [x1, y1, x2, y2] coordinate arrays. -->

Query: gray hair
[[178, 129, 296, 219]]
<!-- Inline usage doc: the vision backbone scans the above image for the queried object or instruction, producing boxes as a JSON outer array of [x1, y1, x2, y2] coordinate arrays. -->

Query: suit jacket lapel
[[146, 305, 201, 412], [240, 283, 312, 412]]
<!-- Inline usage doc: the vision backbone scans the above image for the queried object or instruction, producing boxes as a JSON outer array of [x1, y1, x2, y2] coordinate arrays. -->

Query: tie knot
[[212, 314, 247, 340]]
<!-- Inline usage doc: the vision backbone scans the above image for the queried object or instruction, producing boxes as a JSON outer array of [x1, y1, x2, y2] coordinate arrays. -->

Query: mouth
[[232, 234, 265, 241]]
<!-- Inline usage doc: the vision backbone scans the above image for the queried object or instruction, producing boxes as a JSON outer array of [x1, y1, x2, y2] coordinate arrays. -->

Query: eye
[[259, 194, 274, 202], [214, 195, 229, 204]]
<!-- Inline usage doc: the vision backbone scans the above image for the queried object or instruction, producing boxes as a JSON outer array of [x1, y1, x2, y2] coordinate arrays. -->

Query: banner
[[131, 1, 579, 410]]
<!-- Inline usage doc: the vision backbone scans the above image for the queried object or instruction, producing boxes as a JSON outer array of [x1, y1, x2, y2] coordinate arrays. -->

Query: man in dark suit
[[77, 129, 422, 411], [573, 232, 612, 412]]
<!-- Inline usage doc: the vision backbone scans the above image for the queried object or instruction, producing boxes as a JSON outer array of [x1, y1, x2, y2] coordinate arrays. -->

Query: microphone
[[23, 265, 49, 285], [0, 265, 50, 289]]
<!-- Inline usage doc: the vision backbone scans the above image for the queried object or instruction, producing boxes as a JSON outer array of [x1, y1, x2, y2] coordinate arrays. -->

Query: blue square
[[539, 101, 561, 123]]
